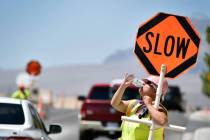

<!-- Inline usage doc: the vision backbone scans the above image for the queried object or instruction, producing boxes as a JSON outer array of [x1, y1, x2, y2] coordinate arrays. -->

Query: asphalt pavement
[[46, 109, 79, 140]]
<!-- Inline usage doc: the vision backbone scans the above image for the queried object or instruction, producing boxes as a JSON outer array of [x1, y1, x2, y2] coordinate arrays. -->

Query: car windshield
[[89, 86, 110, 100], [0, 103, 25, 124], [89, 86, 140, 100], [111, 86, 140, 100], [121, 87, 140, 100]]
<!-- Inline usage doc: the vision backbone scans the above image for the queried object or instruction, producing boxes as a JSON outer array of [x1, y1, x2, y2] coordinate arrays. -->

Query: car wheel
[[79, 130, 94, 140]]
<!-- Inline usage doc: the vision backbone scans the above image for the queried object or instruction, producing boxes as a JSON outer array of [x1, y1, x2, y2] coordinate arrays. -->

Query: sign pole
[[148, 64, 166, 140]]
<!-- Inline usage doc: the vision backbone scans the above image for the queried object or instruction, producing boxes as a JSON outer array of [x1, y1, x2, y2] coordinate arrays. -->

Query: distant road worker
[[11, 86, 30, 100], [111, 74, 168, 140], [12, 60, 42, 100], [11, 73, 31, 100]]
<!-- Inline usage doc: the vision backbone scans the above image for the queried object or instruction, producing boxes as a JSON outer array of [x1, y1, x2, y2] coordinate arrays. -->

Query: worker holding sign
[[117, 13, 200, 140], [111, 73, 168, 140]]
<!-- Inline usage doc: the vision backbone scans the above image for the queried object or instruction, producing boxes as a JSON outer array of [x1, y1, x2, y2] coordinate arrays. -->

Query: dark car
[[162, 85, 185, 112]]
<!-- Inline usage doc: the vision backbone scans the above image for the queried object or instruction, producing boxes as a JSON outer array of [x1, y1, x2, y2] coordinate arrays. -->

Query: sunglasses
[[143, 80, 157, 91]]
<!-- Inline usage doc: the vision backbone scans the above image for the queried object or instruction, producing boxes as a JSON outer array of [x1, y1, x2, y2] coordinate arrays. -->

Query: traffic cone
[[37, 96, 45, 119]]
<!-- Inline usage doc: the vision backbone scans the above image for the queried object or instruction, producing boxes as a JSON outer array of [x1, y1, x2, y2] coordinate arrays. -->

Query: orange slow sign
[[134, 13, 200, 78]]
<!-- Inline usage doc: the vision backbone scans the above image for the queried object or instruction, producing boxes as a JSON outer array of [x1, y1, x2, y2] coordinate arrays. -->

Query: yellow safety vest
[[11, 89, 30, 100], [119, 100, 166, 140]]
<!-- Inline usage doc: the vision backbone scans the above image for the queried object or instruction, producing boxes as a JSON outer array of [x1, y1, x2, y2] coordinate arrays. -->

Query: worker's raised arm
[[111, 74, 134, 113]]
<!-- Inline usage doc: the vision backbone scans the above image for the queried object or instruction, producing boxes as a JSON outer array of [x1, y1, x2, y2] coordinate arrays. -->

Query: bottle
[[132, 78, 144, 88]]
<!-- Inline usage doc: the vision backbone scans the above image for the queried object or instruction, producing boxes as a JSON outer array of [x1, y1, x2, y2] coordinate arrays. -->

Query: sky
[[0, 0, 210, 70]]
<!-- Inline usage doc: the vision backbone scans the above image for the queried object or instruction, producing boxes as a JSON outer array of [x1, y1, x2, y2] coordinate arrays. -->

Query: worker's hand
[[122, 73, 135, 87], [143, 95, 153, 106]]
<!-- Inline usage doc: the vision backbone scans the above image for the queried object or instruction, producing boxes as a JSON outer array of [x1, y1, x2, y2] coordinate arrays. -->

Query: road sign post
[[122, 12, 200, 140], [148, 64, 166, 140]]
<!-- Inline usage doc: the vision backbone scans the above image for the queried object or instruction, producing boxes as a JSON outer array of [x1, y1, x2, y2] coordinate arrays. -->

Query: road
[[45, 108, 189, 140], [46, 109, 79, 140]]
